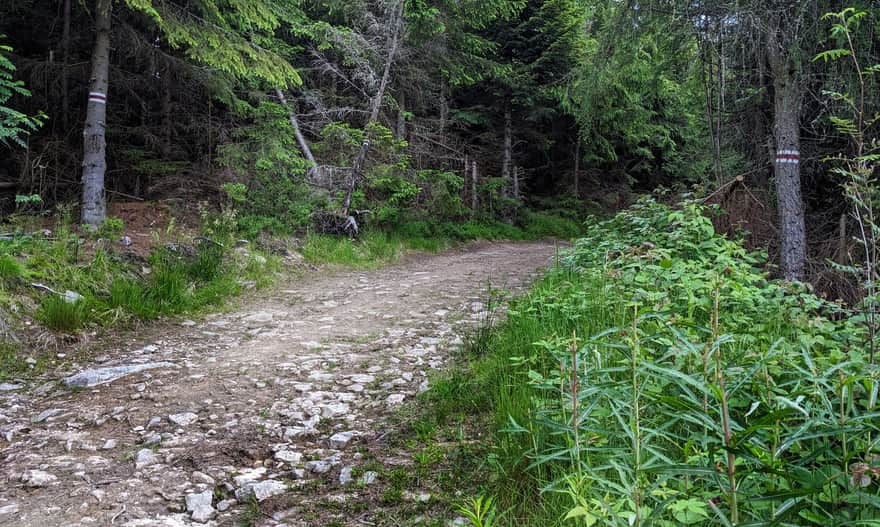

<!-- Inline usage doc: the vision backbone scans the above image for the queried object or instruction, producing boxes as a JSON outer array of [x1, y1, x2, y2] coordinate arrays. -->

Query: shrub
[[466, 197, 877, 526]]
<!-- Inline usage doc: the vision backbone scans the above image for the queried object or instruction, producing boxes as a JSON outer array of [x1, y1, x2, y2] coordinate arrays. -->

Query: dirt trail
[[0, 241, 556, 527]]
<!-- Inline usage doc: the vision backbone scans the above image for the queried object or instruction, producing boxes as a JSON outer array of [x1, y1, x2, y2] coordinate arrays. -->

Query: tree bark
[[396, 92, 406, 141], [342, 0, 405, 216], [513, 165, 521, 203], [502, 108, 512, 197], [61, 0, 71, 132], [470, 161, 478, 215], [767, 26, 806, 281], [81, 0, 111, 226]]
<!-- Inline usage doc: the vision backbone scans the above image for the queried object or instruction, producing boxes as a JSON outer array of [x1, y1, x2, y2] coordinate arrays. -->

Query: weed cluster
[[0, 220, 277, 334], [451, 197, 879, 525]]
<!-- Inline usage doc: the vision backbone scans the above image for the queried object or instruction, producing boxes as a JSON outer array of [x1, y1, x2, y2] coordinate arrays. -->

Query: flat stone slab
[[63, 362, 176, 388]]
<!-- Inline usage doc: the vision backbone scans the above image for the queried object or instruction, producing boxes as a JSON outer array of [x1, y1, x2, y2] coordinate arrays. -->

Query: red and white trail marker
[[775, 149, 800, 165], [88, 91, 107, 105]]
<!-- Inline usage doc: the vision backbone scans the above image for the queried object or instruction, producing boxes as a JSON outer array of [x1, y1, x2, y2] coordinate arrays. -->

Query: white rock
[[192, 471, 215, 486], [134, 448, 159, 469], [329, 431, 356, 448], [233, 467, 267, 487], [305, 460, 332, 474], [321, 403, 349, 418], [101, 439, 117, 450], [168, 412, 198, 427], [236, 480, 286, 502], [0, 504, 19, 515], [349, 374, 375, 384], [386, 393, 405, 405], [21, 470, 57, 487], [274, 450, 302, 464], [217, 499, 235, 512], [32, 408, 63, 423], [185, 490, 215, 523], [361, 471, 378, 485], [339, 466, 353, 485], [243, 312, 273, 325], [63, 362, 175, 388]]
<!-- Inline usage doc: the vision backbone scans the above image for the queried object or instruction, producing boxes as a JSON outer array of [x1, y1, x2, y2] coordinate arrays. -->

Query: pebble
[[386, 393, 406, 405], [185, 490, 216, 523], [63, 362, 174, 388], [361, 471, 379, 485], [32, 408, 63, 423], [274, 450, 302, 464], [329, 431, 356, 448], [168, 412, 198, 426], [134, 448, 160, 469], [101, 439, 117, 450], [339, 466, 353, 485], [21, 469, 57, 487], [305, 460, 332, 474], [192, 471, 215, 486], [236, 480, 286, 502]]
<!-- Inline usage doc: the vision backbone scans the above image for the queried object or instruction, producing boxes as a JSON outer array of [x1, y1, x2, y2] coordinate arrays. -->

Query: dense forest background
[[0, 0, 878, 293]]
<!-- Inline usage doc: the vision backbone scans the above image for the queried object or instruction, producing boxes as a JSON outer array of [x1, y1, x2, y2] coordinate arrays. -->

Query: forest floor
[[0, 240, 557, 527]]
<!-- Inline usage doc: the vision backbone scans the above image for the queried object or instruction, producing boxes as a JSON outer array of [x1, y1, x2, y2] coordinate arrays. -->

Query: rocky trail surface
[[0, 241, 556, 527]]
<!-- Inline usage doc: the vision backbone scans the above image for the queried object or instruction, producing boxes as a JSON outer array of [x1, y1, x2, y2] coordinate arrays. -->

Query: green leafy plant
[[814, 7, 880, 363], [0, 39, 43, 148], [454, 198, 878, 526], [455, 495, 501, 527]]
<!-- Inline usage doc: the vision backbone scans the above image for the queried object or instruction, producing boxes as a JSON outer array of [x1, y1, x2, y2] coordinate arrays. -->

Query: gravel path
[[0, 241, 556, 526]]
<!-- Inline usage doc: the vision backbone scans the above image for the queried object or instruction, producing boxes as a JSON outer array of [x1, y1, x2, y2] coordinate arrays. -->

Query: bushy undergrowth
[[452, 198, 879, 526]]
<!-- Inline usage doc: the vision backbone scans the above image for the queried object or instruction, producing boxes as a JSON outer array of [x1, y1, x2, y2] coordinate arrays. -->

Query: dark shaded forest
[[1, 1, 878, 294]]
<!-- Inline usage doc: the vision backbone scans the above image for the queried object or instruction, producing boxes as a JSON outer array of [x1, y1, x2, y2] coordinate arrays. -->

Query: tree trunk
[[573, 140, 580, 196], [768, 31, 806, 281], [275, 88, 317, 172], [470, 161, 478, 216], [513, 165, 521, 202], [81, 0, 111, 226], [396, 92, 406, 140], [61, 0, 71, 132], [502, 109, 512, 197], [342, 0, 405, 216]]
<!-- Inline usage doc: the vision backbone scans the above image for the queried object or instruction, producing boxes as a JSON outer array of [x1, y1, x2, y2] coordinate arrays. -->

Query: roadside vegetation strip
[[434, 197, 878, 526]]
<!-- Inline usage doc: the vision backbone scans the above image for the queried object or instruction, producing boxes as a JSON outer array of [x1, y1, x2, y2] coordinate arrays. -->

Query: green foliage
[[218, 99, 316, 234], [815, 7, 880, 362], [0, 254, 23, 283], [562, 3, 707, 182], [0, 40, 42, 148], [36, 296, 91, 332], [453, 198, 878, 525], [455, 495, 502, 527]]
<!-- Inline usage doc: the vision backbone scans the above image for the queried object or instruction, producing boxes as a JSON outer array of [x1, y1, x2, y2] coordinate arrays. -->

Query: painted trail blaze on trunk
[[81, 0, 112, 226]]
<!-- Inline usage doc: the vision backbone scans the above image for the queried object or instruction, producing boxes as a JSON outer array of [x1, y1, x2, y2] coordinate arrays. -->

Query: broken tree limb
[[342, 0, 405, 217], [275, 88, 318, 175]]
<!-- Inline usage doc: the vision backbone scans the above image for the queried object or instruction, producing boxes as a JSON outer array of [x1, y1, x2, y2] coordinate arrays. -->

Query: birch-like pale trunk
[[81, 0, 112, 226], [470, 161, 478, 215], [342, 0, 405, 216], [275, 88, 317, 173]]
